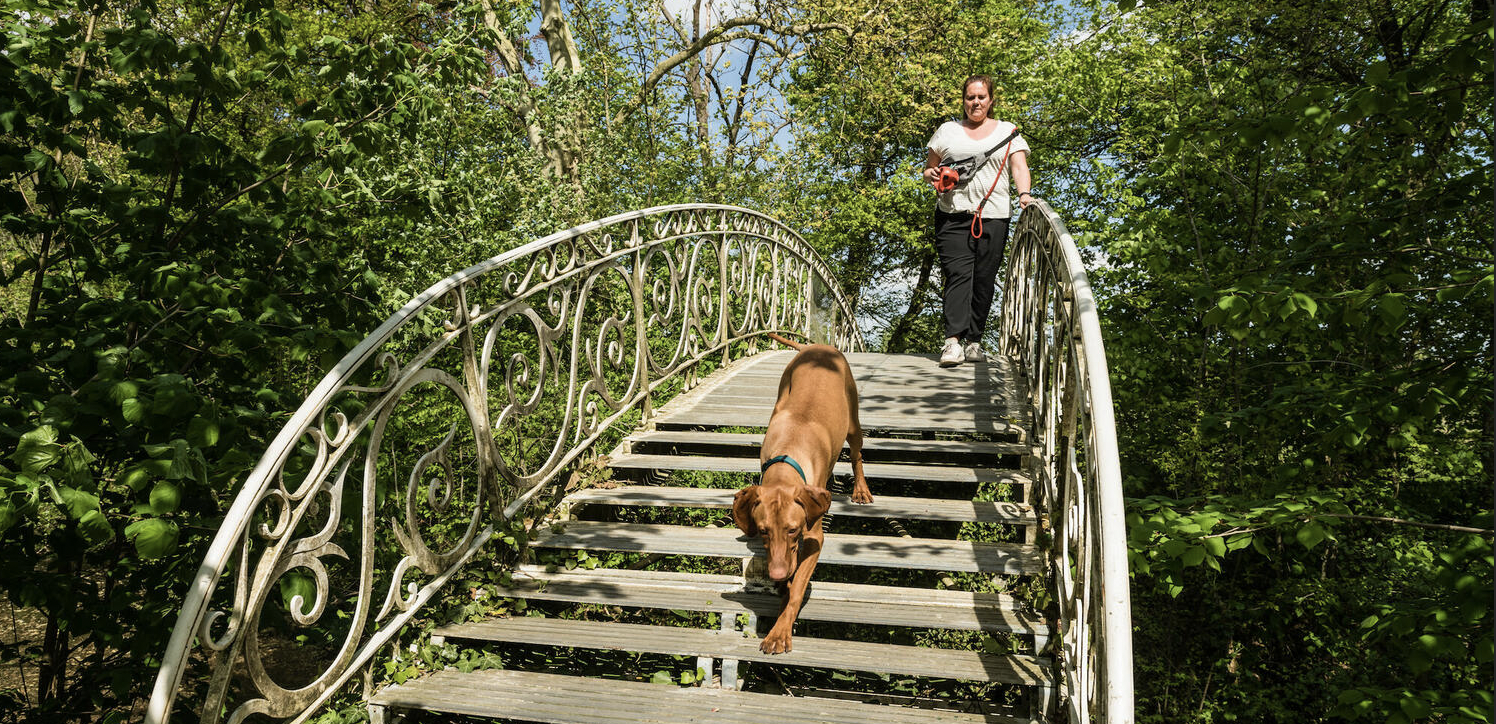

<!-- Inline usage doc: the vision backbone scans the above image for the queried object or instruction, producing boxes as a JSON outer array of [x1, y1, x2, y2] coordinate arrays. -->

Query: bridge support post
[[1032, 631, 1057, 723], [367, 703, 402, 724]]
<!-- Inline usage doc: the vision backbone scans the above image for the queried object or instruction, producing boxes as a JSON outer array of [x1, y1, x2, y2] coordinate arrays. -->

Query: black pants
[[934, 210, 1010, 342]]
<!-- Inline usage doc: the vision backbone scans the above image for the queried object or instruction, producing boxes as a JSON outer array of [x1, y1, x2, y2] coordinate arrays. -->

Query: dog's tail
[[764, 332, 806, 351]]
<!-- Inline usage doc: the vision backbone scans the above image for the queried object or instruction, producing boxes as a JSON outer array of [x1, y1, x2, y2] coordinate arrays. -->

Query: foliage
[[0, 0, 501, 718], [1033, 0, 1494, 721], [0, 0, 1490, 721], [778, 0, 1060, 349]]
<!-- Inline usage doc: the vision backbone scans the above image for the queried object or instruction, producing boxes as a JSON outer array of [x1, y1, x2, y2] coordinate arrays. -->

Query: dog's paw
[[759, 630, 793, 654], [850, 486, 874, 505]]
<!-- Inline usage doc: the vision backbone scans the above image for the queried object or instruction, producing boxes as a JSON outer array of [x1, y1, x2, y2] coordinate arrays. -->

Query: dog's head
[[732, 482, 831, 581]]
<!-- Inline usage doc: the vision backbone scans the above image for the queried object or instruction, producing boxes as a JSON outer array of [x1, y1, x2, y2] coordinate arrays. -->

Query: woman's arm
[[1009, 150, 1033, 208], [922, 148, 942, 186]]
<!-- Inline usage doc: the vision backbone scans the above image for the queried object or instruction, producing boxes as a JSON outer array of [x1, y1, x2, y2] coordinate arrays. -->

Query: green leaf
[[0, 501, 18, 534], [61, 443, 95, 488], [188, 416, 221, 448], [1377, 293, 1407, 328], [13, 426, 61, 475], [1181, 545, 1207, 567], [1218, 295, 1248, 314], [649, 670, 674, 685], [145, 439, 195, 480], [60, 487, 101, 520], [121, 464, 156, 492], [1398, 694, 1432, 719], [1291, 292, 1317, 318], [149, 481, 181, 514], [1161, 538, 1189, 558], [121, 397, 146, 423], [279, 571, 317, 616], [124, 518, 179, 559], [77, 509, 114, 545], [1295, 521, 1327, 550]]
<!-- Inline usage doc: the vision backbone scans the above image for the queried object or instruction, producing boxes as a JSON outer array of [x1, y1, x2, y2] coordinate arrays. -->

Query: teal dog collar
[[761, 454, 807, 483]]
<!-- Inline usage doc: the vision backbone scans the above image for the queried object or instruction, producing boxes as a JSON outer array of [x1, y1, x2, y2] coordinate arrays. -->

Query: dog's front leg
[[848, 429, 873, 504], [760, 530, 822, 654]]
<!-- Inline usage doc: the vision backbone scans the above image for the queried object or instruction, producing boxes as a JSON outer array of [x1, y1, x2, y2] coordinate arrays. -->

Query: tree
[[1035, 0, 1493, 720], [0, 1, 493, 717], [773, 0, 1065, 349]]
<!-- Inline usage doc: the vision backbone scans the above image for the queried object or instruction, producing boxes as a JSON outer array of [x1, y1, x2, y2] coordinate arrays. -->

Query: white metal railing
[[144, 204, 862, 724], [999, 199, 1134, 723]]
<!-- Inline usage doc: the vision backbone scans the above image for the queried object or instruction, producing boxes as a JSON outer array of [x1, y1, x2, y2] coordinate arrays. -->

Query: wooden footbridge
[[144, 205, 1131, 724]]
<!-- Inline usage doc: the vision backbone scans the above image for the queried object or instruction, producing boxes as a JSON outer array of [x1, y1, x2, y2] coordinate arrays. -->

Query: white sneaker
[[939, 338, 964, 367], [963, 342, 985, 362]]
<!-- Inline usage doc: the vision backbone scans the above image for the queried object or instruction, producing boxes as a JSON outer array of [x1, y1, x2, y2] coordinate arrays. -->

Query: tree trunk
[[884, 249, 936, 353], [538, 0, 584, 186], [478, 0, 581, 185]]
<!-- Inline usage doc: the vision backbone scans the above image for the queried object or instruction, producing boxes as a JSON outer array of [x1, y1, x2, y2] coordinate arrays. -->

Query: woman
[[921, 74, 1033, 367]]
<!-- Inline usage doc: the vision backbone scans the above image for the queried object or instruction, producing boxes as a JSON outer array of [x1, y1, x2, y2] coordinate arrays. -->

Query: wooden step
[[371, 668, 1036, 724], [606, 453, 1032, 488], [676, 395, 1027, 417], [654, 409, 1029, 437], [496, 565, 1049, 635], [431, 617, 1051, 686], [623, 430, 1029, 465], [531, 521, 1044, 575], [565, 486, 1037, 526], [652, 351, 1030, 439]]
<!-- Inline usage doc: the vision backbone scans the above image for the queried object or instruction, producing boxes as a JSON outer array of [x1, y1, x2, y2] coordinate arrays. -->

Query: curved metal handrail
[[145, 204, 863, 724], [998, 199, 1133, 723]]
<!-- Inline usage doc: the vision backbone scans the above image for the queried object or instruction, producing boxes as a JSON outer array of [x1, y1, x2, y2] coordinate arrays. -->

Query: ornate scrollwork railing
[[999, 199, 1133, 723], [144, 204, 862, 724]]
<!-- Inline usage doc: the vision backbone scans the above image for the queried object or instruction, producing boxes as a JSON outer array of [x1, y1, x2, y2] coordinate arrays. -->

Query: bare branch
[[656, 0, 690, 43], [1321, 513, 1494, 536], [611, 17, 850, 127]]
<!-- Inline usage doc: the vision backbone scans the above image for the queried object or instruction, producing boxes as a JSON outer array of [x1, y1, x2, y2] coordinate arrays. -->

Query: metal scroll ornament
[[999, 199, 1135, 724], [144, 205, 862, 724]]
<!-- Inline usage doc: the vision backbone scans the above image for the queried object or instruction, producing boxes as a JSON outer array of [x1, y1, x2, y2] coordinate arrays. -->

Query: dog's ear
[[797, 485, 832, 525], [732, 486, 760, 536]]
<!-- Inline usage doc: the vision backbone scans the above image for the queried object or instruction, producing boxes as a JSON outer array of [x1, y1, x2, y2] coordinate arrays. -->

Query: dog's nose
[[768, 564, 792, 581]]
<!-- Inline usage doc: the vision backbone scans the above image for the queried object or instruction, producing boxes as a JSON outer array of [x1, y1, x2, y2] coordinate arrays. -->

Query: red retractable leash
[[932, 127, 1020, 239], [968, 142, 1015, 239]]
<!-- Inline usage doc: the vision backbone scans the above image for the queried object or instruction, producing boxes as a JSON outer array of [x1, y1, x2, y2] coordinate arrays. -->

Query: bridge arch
[[146, 202, 1130, 724]]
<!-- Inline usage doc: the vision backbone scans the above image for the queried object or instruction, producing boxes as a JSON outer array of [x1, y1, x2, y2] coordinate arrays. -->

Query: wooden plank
[[669, 404, 1029, 420], [678, 396, 1026, 413], [372, 669, 1035, 724], [654, 410, 1027, 437], [624, 431, 1029, 458], [531, 521, 1043, 575], [430, 618, 1051, 686], [565, 486, 1036, 525], [606, 454, 1032, 487], [650, 353, 1030, 438], [497, 565, 1049, 634]]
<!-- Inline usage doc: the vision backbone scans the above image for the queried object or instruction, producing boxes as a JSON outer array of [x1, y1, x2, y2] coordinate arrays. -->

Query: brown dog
[[732, 333, 872, 654]]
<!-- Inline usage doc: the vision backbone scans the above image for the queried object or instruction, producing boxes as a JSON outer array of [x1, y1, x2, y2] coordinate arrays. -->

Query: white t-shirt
[[927, 120, 1029, 218]]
